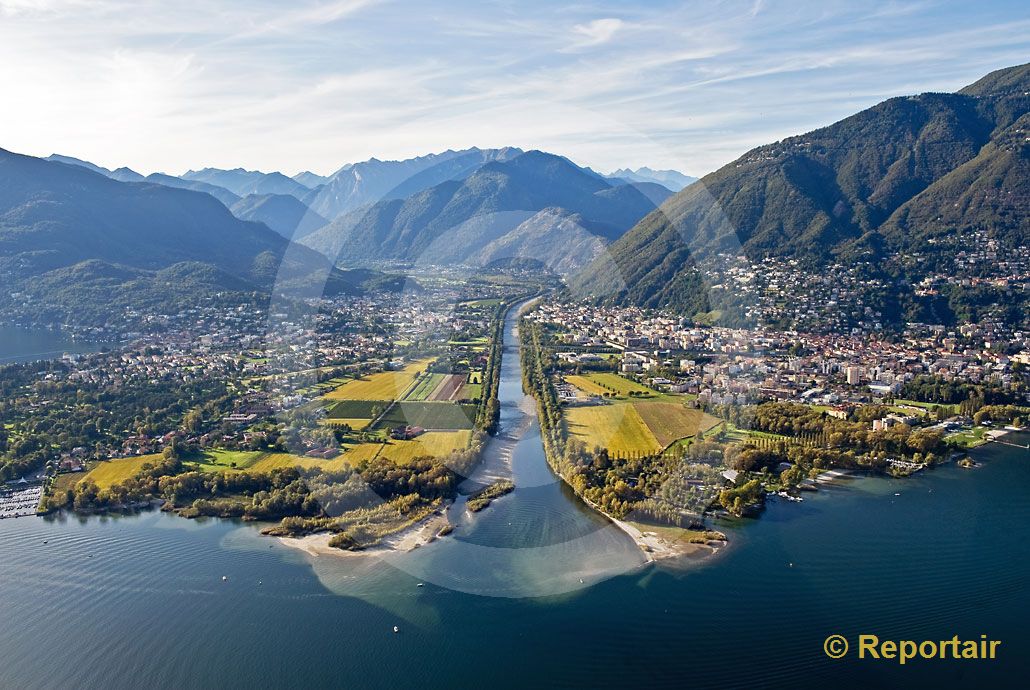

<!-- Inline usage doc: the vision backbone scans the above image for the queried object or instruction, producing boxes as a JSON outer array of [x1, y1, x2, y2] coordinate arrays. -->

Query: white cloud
[[567, 17, 624, 50]]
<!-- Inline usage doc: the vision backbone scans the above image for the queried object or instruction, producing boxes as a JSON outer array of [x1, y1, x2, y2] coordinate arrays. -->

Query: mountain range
[[0, 149, 388, 326], [606, 167, 697, 192], [302, 147, 525, 220], [181, 167, 312, 200], [3, 145, 689, 326], [572, 62, 1029, 325], [300, 150, 672, 273]]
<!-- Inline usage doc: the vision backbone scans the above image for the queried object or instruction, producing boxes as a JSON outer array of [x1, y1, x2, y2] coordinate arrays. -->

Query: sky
[[1, 0, 1027, 179]]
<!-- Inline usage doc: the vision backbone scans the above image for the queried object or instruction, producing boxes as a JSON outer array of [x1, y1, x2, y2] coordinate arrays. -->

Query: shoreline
[[612, 517, 724, 562], [277, 506, 453, 559]]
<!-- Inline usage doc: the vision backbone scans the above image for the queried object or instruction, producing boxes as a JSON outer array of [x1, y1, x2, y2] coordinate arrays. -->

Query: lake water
[[0, 307, 1027, 688], [0, 325, 108, 364]]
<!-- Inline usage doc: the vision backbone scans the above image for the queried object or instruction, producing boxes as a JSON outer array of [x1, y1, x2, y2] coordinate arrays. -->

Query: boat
[[393, 626, 399, 633], [416, 583, 424, 587], [222, 576, 228, 582]]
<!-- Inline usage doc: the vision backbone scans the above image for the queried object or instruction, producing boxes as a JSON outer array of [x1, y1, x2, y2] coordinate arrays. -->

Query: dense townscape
[[532, 300, 1029, 409]]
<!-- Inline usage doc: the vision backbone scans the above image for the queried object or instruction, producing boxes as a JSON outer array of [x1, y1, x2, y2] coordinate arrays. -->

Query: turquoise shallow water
[[1, 308, 1027, 688]]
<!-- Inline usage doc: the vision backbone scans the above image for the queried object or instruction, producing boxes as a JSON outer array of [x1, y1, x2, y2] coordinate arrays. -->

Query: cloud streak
[[0, 0, 1026, 178]]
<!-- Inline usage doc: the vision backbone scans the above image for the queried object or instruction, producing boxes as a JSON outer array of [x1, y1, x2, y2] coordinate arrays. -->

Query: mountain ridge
[[301, 150, 666, 269], [571, 62, 1030, 325]]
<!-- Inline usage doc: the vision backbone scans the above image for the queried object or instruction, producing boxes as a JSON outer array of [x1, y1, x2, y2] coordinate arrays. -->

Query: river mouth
[[307, 299, 648, 598]]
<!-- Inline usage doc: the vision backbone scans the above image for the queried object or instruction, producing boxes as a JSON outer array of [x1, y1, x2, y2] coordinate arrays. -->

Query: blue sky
[[1, 0, 1027, 178]]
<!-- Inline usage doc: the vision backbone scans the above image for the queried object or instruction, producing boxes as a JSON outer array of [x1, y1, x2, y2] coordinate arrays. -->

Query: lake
[[0, 325, 108, 364], [0, 307, 1027, 688]]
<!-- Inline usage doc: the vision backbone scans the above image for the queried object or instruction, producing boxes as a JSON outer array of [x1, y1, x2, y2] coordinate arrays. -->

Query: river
[[0, 305, 1027, 688]]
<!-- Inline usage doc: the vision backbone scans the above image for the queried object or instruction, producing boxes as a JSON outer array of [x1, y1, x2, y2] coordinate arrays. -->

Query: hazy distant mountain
[[144, 172, 241, 207], [573, 63, 1030, 324], [612, 181, 675, 207], [46, 154, 145, 183], [381, 147, 523, 200], [292, 171, 329, 188], [469, 208, 609, 276], [302, 150, 663, 271], [0, 149, 382, 325], [182, 167, 312, 200], [230, 193, 328, 239], [305, 148, 523, 220], [606, 167, 697, 191]]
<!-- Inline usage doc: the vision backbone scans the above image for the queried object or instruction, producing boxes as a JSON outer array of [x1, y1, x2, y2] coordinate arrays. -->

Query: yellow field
[[632, 403, 721, 448], [378, 430, 472, 462], [248, 452, 352, 473], [342, 443, 386, 463], [565, 405, 661, 455], [566, 373, 652, 397], [82, 454, 164, 488], [322, 359, 433, 401]]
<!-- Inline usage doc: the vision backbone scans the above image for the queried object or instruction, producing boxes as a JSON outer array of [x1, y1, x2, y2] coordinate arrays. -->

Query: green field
[[946, 426, 988, 448], [326, 399, 384, 419], [405, 373, 446, 401], [892, 399, 959, 415], [375, 402, 477, 430], [459, 382, 482, 400]]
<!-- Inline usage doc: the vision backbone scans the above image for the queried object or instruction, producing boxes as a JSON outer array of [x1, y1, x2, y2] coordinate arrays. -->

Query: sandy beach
[[277, 508, 453, 559], [614, 518, 723, 562]]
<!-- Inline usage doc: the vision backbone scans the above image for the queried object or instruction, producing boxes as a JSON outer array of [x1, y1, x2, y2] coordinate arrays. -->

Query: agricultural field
[[248, 452, 352, 473], [564, 397, 722, 455], [375, 402, 477, 430], [459, 382, 482, 400], [322, 359, 432, 401], [50, 470, 86, 495], [377, 430, 473, 462], [428, 374, 466, 401], [448, 336, 490, 351], [566, 373, 653, 398], [631, 403, 721, 448], [81, 454, 164, 488], [405, 373, 446, 401], [565, 404, 661, 455], [325, 399, 382, 419], [191, 449, 265, 471]]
